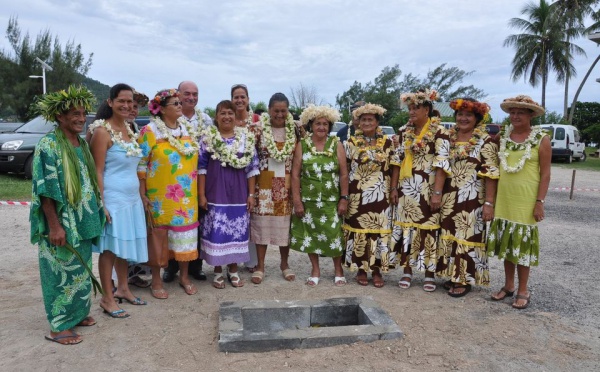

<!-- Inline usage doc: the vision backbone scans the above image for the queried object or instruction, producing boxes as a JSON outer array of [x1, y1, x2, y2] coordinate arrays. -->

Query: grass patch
[[553, 147, 600, 171], [0, 174, 31, 201]]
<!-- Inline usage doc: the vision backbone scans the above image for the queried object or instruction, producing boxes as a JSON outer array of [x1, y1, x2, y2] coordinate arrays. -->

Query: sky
[[3, 0, 600, 122]]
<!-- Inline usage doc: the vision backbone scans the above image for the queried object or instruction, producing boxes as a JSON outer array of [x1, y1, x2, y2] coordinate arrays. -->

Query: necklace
[[498, 124, 546, 173], [403, 118, 438, 153], [351, 127, 387, 164], [304, 135, 338, 157], [259, 112, 296, 162], [153, 116, 199, 156], [88, 119, 141, 157], [236, 109, 254, 127], [448, 124, 485, 160], [201, 125, 255, 169]]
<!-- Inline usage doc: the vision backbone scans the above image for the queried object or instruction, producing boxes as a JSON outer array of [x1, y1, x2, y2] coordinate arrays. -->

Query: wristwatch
[[536, 199, 545, 204], [339, 195, 349, 201]]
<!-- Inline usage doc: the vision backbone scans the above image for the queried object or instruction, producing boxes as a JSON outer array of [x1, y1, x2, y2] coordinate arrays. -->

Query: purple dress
[[198, 132, 259, 266]]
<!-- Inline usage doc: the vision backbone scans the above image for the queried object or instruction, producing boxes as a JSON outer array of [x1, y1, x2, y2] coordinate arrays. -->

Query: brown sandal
[[491, 287, 515, 301], [372, 271, 384, 288], [512, 293, 531, 309]]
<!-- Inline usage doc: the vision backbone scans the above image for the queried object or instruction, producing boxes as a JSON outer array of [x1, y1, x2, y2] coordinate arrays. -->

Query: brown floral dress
[[391, 119, 450, 273], [436, 133, 499, 285], [343, 133, 400, 273]]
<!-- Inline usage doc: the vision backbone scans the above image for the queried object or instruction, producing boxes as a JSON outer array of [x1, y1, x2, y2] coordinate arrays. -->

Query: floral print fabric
[[436, 134, 499, 285], [291, 137, 344, 257], [343, 134, 400, 273]]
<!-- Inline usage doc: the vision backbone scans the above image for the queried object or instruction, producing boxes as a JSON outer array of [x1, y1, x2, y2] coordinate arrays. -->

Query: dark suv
[[0, 115, 100, 178]]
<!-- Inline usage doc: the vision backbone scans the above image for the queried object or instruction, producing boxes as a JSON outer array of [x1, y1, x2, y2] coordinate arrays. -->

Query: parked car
[[540, 124, 586, 163], [329, 121, 347, 136], [0, 123, 24, 133], [440, 122, 455, 130], [485, 124, 501, 136], [380, 126, 395, 135], [0, 115, 96, 178]]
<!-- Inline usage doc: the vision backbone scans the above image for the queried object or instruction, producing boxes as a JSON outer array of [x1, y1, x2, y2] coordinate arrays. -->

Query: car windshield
[[331, 122, 346, 133], [15, 116, 55, 134], [380, 126, 395, 135]]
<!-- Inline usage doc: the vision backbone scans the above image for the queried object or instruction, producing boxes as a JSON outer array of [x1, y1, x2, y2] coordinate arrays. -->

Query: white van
[[540, 124, 586, 163]]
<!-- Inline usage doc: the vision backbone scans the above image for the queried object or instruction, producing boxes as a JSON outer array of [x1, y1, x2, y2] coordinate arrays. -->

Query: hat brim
[[500, 102, 545, 118]]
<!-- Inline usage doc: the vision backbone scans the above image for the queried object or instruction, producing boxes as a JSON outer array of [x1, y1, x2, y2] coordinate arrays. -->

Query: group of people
[[30, 82, 550, 345]]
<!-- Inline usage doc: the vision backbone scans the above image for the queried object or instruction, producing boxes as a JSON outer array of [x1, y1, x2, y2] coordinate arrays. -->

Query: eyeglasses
[[231, 84, 247, 89], [166, 101, 183, 107]]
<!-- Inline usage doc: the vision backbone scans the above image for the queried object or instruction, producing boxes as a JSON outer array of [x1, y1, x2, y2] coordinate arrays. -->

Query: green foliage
[[250, 101, 267, 113], [544, 110, 568, 124], [334, 63, 487, 132], [570, 102, 600, 141], [203, 107, 216, 120], [583, 123, 600, 145], [0, 16, 93, 121]]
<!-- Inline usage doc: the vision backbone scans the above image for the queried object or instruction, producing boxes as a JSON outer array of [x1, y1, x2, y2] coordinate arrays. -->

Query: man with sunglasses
[[162, 81, 212, 283]]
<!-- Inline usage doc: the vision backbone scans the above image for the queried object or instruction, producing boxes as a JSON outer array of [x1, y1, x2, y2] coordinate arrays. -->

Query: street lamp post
[[568, 32, 600, 125], [29, 57, 53, 94]]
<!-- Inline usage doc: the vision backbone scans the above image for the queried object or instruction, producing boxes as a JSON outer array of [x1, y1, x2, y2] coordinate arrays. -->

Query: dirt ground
[[1, 166, 599, 371]]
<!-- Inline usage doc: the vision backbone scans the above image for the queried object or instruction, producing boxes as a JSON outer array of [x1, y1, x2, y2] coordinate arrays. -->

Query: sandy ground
[[1, 166, 599, 371]]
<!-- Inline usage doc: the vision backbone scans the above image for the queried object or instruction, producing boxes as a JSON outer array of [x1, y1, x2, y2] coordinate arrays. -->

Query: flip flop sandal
[[306, 277, 320, 287], [282, 268, 296, 281], [213, 273, 226, 289], [115, 296, 148, 305], [372, 273, 385, 288], [76, 316, 97, 327], [45, 331, 82, 345], [227, 272, 244, 288], [512, 294, 531, 309], [334, 276, 347, 287], [443, 280, 453, 291], [423, 277, 437, 292], [448, 284, 472, 298], [491, 287, 515, 301], [151, 288, 169, 299], [102, 308, 130, 319], [398, 274, 412, 289], [356, 273, 369, 286], [179, 282, 198, 295], [251, 270, 264, 284]]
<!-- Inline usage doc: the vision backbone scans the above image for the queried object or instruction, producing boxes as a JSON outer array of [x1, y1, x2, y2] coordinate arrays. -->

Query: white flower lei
[[201, 125, 255, 169], [304, 135, 338, 157], [260, 112, 296, 162], [498, 124, 545, 173], [88, 119, 141, 157], [153, 116, 199, 156]]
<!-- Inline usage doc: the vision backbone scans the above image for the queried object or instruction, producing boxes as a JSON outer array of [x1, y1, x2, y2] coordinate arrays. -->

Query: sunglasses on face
[[165, 101, 183, 107], [231, 84, 247, 89]]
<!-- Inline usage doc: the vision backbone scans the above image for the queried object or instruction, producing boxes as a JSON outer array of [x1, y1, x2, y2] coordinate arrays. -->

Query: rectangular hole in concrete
[[219, 297, 403, 352]]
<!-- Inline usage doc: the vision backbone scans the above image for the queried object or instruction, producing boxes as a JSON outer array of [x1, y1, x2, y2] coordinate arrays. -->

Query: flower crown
[[400, 88, 438, 107], [352, 103, 387, 121], [449, 99, 490, 116], [132, 89, 149, 107], [36, 85, 96, 122], [299, 104, 341, 127], [149, 88, 179, 116]]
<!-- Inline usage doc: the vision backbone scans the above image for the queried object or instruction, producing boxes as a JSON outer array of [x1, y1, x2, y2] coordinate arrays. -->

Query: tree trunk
[[568, 53, 600, 125]]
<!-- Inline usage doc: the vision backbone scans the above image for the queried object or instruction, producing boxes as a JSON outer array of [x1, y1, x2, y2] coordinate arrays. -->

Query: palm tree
[[551, 0, 599, 117], [504, 0, 586, 113]]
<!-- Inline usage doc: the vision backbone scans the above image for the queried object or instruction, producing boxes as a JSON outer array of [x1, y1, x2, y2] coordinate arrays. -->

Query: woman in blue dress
[[89, 83, 148, 318]]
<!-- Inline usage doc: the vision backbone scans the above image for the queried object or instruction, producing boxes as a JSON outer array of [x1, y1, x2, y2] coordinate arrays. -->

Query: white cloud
[[2, 0, 599, 117]]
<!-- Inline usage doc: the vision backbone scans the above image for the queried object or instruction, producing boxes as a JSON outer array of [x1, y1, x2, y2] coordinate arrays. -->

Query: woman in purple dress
[[198, 100, 259, 289]]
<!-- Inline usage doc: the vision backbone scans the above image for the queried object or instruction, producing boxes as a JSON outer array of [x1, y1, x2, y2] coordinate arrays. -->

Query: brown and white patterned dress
[[391, 120, 451, 273], [343, 133, 400, 273], [436, 133, 499, 285]]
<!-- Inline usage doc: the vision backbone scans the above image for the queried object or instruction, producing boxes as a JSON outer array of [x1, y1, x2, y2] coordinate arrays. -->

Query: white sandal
[[398, 274, 412, 289], [228, 271, 244, 288], [423, 277, 437, 292], [334, 276, 347, 287], [306, 277, 320, 287], [213, 272, 225, 289]]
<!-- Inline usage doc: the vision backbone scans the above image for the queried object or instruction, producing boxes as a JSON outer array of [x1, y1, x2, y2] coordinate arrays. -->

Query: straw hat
[[500, 95, 545, 118]]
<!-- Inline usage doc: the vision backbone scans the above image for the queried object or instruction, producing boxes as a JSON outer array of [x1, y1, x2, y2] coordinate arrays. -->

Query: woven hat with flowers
[[500, 95, 545, 118], [400, 88, 439, 107], [299, 104, 341, 127], [148, 88, 179, 116], [352, 103, 387, 121], [36, 85, 96, 122], [132, 89, 149, 107]]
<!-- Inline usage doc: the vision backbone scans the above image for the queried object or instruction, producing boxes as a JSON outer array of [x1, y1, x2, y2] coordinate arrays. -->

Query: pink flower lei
[[149, 88, 179, 116]]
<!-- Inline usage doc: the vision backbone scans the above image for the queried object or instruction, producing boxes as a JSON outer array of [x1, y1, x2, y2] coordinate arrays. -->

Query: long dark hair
[[95, 83, 133, 120]]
